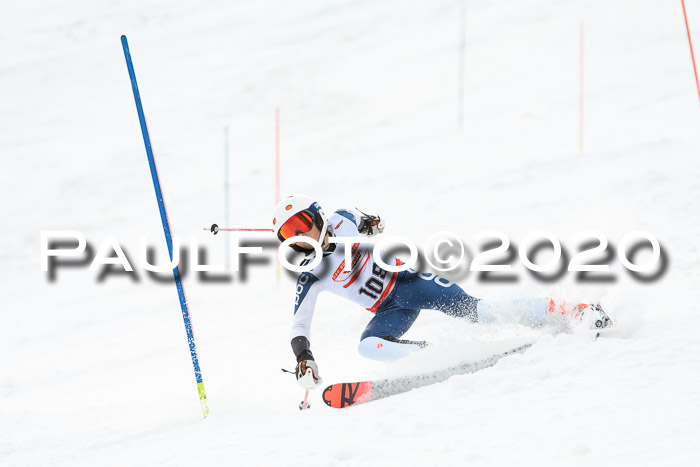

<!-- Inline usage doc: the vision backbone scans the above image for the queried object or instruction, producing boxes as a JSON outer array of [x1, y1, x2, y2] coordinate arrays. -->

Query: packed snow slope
[[2, 0, 700, 465]]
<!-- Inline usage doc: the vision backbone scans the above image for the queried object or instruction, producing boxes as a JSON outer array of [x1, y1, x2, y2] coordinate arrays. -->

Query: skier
[[272, 194, 612, 390]]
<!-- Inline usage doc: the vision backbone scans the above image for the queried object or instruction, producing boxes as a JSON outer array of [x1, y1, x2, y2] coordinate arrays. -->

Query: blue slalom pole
[[121, 35, 209, 417]]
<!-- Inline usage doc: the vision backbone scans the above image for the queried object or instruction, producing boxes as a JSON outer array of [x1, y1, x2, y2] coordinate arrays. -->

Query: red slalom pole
[[681, 0, 700, 104], [275, 109, 281, 282], [275, 108, 281, 203]]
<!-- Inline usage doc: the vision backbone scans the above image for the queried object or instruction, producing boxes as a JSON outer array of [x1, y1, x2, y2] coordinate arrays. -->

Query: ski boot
[[547, 299, 613, 329]]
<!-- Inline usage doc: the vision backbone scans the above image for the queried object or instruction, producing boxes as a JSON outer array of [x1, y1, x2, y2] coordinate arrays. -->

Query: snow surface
[[2, 0, 700, 465]]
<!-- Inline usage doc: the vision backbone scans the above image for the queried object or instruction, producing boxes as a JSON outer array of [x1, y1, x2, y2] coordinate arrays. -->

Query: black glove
[[356, 208, 384, 236], [291, 336, 314, 362]]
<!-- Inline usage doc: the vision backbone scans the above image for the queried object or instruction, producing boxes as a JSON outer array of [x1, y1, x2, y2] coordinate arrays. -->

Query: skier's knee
[[358, 336, 422, 361]]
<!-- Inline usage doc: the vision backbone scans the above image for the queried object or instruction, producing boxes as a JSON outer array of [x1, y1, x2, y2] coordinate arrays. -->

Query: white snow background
[[2, 0, 700, 465]]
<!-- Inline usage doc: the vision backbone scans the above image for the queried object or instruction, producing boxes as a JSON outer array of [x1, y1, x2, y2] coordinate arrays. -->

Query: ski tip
[[322, 382, 372, 409], [322, 385, 333, 407]]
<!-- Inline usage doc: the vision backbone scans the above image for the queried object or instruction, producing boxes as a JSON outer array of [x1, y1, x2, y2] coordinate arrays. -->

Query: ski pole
[[283, 368, 312, 410], [206, 223, 274, 235], [300, 389, 310, 411]]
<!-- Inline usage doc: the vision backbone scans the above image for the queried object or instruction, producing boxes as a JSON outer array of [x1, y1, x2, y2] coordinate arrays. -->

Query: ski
[[322, 343, 532, 409]]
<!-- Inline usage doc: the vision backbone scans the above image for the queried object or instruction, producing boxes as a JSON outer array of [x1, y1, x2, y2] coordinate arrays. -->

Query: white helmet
[[272, 194, 328, 253]]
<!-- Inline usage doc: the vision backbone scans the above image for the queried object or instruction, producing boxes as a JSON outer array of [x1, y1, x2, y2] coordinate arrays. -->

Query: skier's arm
[[289, 272, 323, 361], [334, 208, 384, 236], [290, 273, 324, 388]]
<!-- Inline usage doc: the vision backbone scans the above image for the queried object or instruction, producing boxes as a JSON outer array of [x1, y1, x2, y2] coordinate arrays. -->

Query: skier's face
[[295, 224, 327, 250]]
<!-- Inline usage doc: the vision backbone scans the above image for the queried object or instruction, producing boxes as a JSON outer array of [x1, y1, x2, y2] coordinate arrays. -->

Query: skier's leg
[[389, 270, 551, 326], [358, 335, 426, 361], [358, 300, 423, 361], [476, 297, 613, 328], [389, 270, 479, 321]]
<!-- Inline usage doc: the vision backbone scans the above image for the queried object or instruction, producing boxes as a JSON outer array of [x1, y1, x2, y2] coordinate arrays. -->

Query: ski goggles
[[277, 210, 315, 242]]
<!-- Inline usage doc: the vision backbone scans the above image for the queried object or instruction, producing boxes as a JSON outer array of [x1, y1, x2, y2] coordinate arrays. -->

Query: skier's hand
[[358, 212, 384, 236], [296, 360, 323, 389]]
